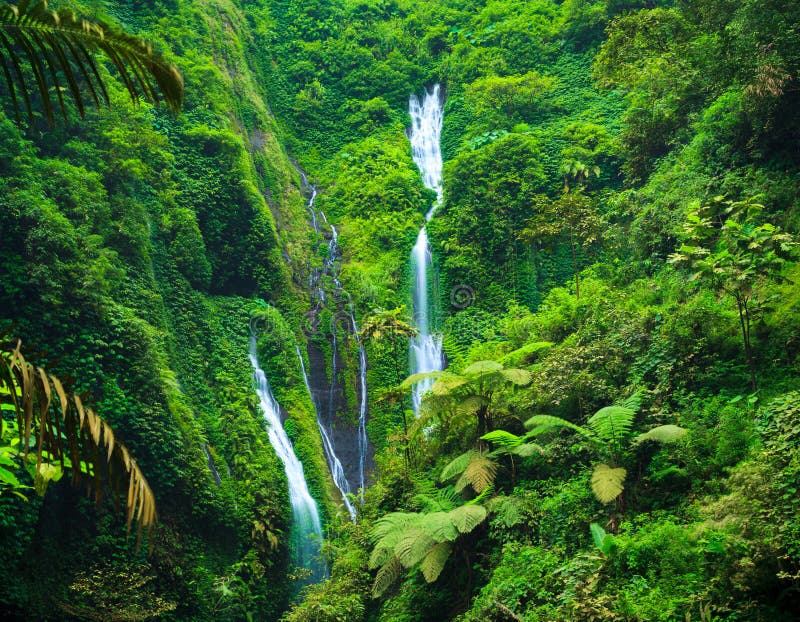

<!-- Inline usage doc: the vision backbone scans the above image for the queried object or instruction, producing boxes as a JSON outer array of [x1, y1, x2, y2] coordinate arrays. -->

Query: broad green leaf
[[591, 464, 626, 504]]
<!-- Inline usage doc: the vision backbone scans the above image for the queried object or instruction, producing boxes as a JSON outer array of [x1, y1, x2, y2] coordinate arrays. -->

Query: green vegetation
[[0, 0, 799, 620]]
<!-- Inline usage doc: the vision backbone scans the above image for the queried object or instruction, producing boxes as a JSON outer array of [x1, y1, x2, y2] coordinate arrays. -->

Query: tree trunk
[[736, 294, 757, 392], [570, 233, 579, 300]]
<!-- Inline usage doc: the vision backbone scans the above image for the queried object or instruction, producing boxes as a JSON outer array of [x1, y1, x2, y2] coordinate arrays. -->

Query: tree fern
[[395, 528, 437, 568], [369, 502, 488, 596], [481, 429, 523, 449], [422, 512, 459, 542], [0, 0, 182, 124], [440, 450, 477, 483], [481, 429, 543, 458], [499, 367, 533, 385], [463, 360, 503, 376]]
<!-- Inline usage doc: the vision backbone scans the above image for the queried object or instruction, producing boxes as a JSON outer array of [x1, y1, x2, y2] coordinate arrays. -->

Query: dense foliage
[[0, 0, 799, 620]]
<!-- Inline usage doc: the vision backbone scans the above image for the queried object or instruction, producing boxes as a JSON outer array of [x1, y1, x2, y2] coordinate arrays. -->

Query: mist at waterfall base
[[408, 84, 446, 416], [248, 338, 327, 585]]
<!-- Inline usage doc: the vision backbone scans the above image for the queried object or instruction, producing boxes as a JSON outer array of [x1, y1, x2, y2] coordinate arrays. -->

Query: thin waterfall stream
[[408, 85, 445, 415], [296, 168, 370, 516], [248, 337, 326, 583], [297, 345, 358, 521]]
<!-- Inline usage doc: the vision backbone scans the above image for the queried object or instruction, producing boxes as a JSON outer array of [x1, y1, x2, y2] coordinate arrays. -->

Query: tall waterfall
[[296, 345, 357, 521], [408, 84, 445, 416], [248, 338, 326, 582]]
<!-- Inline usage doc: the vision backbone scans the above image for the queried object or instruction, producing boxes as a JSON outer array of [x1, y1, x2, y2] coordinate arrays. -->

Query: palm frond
[[0, 0, 183, 124], [0, 339, 156, 548]]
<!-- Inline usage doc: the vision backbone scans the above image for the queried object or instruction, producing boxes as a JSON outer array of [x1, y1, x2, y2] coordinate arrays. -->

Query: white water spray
[[408, 85, 445, 416]]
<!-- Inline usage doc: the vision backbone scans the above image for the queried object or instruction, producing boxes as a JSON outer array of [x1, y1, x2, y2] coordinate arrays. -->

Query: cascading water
[[202, 444, 222, 486], [296, 345, 357, 521], [298, 173, 371, 505], [248, 337, 326, 583], [349, 310, 369, 500], [408, 84, 445, 416]]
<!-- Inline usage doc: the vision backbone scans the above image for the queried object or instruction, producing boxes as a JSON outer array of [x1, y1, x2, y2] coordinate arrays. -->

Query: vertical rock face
[[306, 338, 365, 499], [297, 171, 374, 512], [409, 85, 446, 416]]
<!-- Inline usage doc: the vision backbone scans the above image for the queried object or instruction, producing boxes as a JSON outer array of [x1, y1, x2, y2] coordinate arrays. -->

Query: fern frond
[[420, 542, 452, 583], [510, 442, 543, 457], [633, 424, 687, 444], [439, 450, 477, 482], [398, 371, 449, 391], [499, 368, 532, 386], [525, 414, 595, 440], [590, 464, 626, 503], [421, 511, 459, 542], [449, 504, 487, 533], [456, 394, 489, 416], [463, 360, 503, 376], [455, 455, 497, 494], [587, 405, 635, 444], [370, 512, 417, 543], [411, 488, 459, 513], [481, 429, 523, 449], [621, 391, 642, 412], [395, 528, 436, 568], [372, 556, 403, 597], [432, 375, 467, 395]]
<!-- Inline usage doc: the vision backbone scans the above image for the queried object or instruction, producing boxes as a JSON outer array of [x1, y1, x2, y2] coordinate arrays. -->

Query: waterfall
[[248, 338, 326, 582], [408, 84, 445, 416], [296, 345, 357, 521], [349, 310, 368, 500], [202, 444, 222, 486], [299, 174, 371, 501]]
